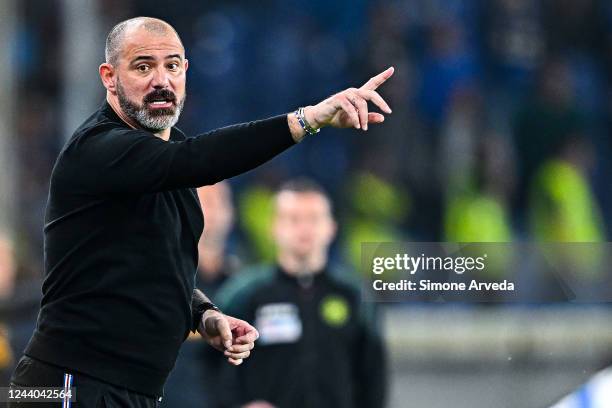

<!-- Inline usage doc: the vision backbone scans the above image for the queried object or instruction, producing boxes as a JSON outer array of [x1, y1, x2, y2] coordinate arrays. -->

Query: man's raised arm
[[67, 68, 394, 195]]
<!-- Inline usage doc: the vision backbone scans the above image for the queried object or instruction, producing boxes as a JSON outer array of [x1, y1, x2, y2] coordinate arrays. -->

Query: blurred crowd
[[11, 0, 612, 268], [3, 0, 612, 401]]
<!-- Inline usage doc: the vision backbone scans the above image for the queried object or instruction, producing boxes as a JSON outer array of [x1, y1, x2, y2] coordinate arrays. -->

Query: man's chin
[[294, 248, 316, 260], [136, 113, 178, 132], [146, 107, 176, 117]]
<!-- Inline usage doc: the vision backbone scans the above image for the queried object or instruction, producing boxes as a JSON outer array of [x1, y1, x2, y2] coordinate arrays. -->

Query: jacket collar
[[276, 263, 327, 289]]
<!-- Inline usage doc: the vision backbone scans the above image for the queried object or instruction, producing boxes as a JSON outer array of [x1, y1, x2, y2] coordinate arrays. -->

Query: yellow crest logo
[[320, 295, 350, 327]]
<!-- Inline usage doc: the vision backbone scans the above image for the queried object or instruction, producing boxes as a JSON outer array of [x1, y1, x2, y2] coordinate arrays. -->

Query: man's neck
[[277, 252, 327, 277], [198, 244, 226, 281], [106, 95, 171, 141]]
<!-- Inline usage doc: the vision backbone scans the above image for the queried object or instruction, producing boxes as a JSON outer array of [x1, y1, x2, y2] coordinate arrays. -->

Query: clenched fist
[[198, 309, 259, 366]]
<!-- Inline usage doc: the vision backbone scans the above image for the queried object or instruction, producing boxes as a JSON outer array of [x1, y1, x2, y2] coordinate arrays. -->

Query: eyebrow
[[130, 54, 183, 64]]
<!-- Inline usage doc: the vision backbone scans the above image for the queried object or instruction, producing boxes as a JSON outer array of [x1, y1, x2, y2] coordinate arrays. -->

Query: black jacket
[[216, 265, 387, 408], [24, 102, 294, 397]]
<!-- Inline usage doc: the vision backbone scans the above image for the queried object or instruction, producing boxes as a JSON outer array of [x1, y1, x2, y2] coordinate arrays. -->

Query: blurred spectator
[[163, 182, 240, 408], [0, 234, 16, 384], [482, 0, 544, 86], [513, 58, 586, 221], [440, 89, 515, 284], [443, 132, 516, 285], [343, 171, 409, 271], [444, 134, 515, 243], [442, 88, 515, 245], [417, 17, 479, 126], [440, 88, 483, 201], [11, 0, 612, 259], [238, 183, 277, 263], [195, 182, 241, 294], [0, 232, 41, 387], [528, 135, 606, 297], [0, 235, 16, 302], [529, 135, 604, 242], [216, 179, 386, 408]]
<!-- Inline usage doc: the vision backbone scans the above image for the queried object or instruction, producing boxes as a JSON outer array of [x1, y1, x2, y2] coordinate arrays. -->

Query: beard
[[116, 78, 186, 132]]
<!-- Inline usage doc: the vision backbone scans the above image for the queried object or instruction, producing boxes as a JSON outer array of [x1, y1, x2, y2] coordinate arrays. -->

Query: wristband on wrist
[[200, 302, 221, 314], [193, 301, 221, 331], [294, 107, 320, 137]]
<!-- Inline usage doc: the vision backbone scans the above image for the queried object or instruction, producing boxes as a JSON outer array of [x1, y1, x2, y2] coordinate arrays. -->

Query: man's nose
[[151, 67, 170, 88]]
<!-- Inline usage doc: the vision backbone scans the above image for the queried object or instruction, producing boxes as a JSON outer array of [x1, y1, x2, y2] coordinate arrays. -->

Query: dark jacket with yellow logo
[[215, 264, 387, 408]]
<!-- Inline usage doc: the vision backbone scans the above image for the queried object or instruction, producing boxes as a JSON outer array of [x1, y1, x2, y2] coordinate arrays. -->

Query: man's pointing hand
[[306, 66, 394, 131]]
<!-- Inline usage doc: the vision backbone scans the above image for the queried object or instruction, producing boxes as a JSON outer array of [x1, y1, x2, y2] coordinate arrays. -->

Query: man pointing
[[9, 17, 393, 408]]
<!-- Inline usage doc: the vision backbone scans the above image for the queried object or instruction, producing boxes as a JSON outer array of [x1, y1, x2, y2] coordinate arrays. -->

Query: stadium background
[[1, 0, 612, 406]]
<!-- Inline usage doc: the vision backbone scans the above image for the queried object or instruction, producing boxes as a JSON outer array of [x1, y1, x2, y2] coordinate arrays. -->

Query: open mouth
[[148, 99, 174, 109], [145, 89, 177, 109]]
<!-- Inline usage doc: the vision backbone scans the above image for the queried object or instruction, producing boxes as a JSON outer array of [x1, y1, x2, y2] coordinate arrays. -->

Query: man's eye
[[137, 65, 150, 72], [168, 63, 179, 70]]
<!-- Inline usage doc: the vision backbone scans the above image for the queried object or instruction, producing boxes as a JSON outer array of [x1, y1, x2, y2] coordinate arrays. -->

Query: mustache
[[143, 89, 177, 104]]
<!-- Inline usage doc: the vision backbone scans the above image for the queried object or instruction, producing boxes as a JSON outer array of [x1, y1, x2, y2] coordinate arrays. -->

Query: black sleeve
[[354, 303, 387, 408], [190, 289, 216, 333], [69, 115, 294, 194]]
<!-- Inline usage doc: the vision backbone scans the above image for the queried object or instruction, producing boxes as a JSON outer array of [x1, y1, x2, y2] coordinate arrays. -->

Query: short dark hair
[[275, 178, 334, 215], [105, 17, 182, 65], [277, 178, 328, 197]]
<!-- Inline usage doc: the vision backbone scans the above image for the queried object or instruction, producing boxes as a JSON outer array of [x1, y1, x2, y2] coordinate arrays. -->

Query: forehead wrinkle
[[117, 25, 183, 64], [122, 42, 185, 64]]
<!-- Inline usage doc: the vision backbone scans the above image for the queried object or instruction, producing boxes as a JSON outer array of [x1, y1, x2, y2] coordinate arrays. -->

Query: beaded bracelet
[[294, 107, 320, 136]]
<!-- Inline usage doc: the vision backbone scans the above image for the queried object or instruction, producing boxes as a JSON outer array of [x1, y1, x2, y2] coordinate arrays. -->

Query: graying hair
[[104, 17, 183, 65]]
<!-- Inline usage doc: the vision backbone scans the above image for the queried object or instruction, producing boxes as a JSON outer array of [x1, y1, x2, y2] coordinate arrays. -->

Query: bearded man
[[8, 17, 393, 408]]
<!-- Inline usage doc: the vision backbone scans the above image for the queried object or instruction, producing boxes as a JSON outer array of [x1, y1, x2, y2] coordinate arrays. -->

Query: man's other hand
[[198, 309, 259, 366]]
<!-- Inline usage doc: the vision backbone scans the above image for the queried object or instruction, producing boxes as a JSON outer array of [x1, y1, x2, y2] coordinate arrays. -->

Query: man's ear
[[270, 217, 279, 242], [184, 58, 189, 73], [328, 219, 338, 243], [99, 63, 117, 94]]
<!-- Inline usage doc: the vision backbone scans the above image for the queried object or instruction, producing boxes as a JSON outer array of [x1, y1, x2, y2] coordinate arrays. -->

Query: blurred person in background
[[9, 15, 394, 408], [216, 179, 387, 408], [441, 87, 514, 245], [441, 88, 515, 246], [513, 58, 585, 223], [238, 183, 278, 264], [195, 182, 241, 295], [342, 171, 409, 271], [529, 134, 604, 243], [164, 181, 240, 408], [0, 234, 16, 303], [481, 0, 544, 103], [442, 130, 516, 300], [528, 134, 606, 299], [0, 233, 16, 384], [0, 232, 43, 386]]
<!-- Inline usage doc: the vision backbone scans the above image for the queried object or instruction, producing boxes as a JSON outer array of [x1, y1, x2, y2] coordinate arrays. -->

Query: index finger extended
[[360, 66, 395, 91]]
